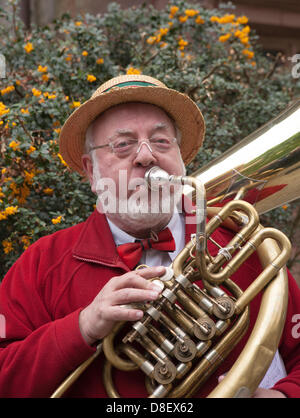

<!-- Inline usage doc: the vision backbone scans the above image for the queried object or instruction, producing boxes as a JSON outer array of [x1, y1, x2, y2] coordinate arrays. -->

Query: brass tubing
[[196, 241, 251, 284], [208, 234, 289, 398], [206, 200, 259, 242], [164, 302, 195, 335], [175, 288, 209, 320], [148, 323, 175, 354], [103, 344, 155, 398], [196, 224, 291, 286], [51, 343, 102, 398], [158, 310, 187, 339], [120, 344, 153, 371], [103, 359, 121, 398], [174, 176, 207, 253], [146, 380, 172, 398], [184, 283, 235, 320], [173, 201, 259, 286], [195, 201, 260, 280], [137, 334, 168, 361], [235, 226, 291, 314], [184, 313, 249, 398], [184, 285, 215, 315], [102, 322, 138, 371], [172, 240, 195, 278]]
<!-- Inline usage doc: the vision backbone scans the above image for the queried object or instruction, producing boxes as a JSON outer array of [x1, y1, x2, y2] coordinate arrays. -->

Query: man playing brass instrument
[[0, 75, 300, 398]]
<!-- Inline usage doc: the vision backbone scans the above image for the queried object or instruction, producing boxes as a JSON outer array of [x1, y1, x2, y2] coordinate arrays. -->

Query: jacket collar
[[72, 210, 129, 270]]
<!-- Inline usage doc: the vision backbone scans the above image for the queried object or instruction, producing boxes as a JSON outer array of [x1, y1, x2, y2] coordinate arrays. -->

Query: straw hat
[[59, 74, 205, 174]]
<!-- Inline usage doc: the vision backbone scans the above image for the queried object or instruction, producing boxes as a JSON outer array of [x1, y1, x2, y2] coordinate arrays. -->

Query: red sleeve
[[271, 271, 300, 398], [0, 243, 95, 397]]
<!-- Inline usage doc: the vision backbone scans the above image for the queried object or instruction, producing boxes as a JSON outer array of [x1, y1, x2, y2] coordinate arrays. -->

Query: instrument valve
[[213, 296, 235, 320], [174, 337, 197, 362], [153, 359, 177, 385]]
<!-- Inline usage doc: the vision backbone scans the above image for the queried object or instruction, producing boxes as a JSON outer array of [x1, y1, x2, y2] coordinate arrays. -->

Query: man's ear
[[81, 154, 95, 192]]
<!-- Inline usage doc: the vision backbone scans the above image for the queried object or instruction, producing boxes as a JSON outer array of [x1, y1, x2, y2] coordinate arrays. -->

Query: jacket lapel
[[72, 210, 130, 271]]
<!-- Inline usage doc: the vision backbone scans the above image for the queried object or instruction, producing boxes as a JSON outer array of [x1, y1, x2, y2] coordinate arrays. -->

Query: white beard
[[96, 182, 182, 232], [91, 155, 184, 235]]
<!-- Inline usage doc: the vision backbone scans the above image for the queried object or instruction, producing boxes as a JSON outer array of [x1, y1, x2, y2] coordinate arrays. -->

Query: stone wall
[[28, 0, 170, 25], [2, 0, 297, 56]]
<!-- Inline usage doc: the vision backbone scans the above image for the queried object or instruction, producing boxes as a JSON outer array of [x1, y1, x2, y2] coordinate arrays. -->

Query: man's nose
[[133, 141, 157, 167]]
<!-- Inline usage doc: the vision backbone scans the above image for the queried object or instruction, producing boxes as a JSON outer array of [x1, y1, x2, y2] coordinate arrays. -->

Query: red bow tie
[[116, 228, 175, 269]]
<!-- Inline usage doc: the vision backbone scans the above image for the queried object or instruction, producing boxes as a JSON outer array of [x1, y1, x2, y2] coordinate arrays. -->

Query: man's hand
[[79, 266, 165, 345], [252, 388, 286, 398], [218, 375, 286, 398]]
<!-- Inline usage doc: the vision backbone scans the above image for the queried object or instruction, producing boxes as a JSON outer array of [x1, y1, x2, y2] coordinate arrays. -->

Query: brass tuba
[[51, 99, 300, 398]]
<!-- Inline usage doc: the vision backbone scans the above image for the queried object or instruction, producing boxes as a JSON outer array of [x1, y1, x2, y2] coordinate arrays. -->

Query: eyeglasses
[[89, 137, 178, 158]]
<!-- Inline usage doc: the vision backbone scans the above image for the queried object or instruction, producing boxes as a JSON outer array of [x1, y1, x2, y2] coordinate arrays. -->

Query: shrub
[[0, 0, 299, 278]]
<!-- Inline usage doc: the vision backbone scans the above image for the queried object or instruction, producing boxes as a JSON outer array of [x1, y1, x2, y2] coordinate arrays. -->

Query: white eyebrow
[[117, 125, 168, 134], [108, 128, 135, 141], [116, 128, 135, 135], [108, 123, 171, 141], [152, 122, 169, 131]]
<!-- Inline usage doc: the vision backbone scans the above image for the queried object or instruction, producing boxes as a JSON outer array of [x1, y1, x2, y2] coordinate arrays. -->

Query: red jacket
[[0, 210, 300, 398]]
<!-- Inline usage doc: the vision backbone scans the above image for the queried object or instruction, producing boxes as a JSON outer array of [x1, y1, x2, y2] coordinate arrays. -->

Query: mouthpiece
[[144, 166, 171, 190]]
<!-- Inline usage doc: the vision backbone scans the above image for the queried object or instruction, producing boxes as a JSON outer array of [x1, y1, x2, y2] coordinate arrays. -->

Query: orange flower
[[32, 88, 42, 97], [170, 6, 179, 16], [147, 36, 157, 45], [218, 14, 235, 24], [178, 38, 188, 47], [52, 215, 62, 224], [24, 170, 35, 184], [179, 15, 188, 23], [9, 140, 20, 151], [37, 65, 48, 73], [195, 16, 205, 24], [219, 33, 231, 42], [87, 74, 97, 82], [21, 236, 31, 250], [185, 9, 198, 17], [43, 188, 54, 195], [24, 42, 34, 53], [242, 49, 254, 59], [242, 25, 251, 34], [1, 85, 15, 95], [126, 67, 141, 75], [71, 101, 81, 108], [237, 16, 249, 24], [57, 153, 68, 166], [0, 101, 10, 116], [240, 36, 249, 45], [159, 27, 169, 36], [2, 240, 13, 254], [26, 146, 36, 155]]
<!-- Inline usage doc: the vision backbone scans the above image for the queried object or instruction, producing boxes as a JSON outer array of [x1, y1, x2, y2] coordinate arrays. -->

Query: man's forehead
[[92, 102, 176, 136], [100, 102, 171, 120]]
